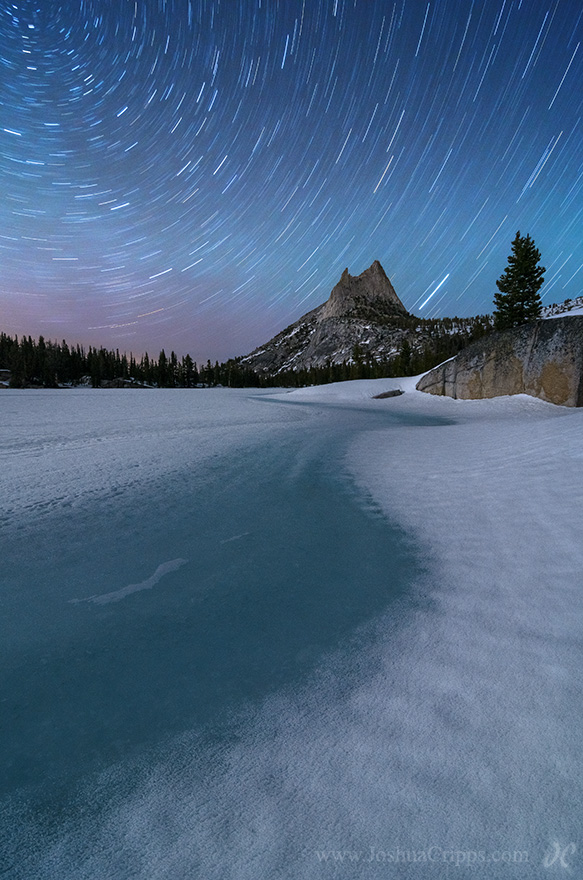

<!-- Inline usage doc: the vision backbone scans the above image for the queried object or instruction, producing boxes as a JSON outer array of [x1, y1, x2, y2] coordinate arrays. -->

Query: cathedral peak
[[320, 260, 408, 320], [241, 259, 410, 374]]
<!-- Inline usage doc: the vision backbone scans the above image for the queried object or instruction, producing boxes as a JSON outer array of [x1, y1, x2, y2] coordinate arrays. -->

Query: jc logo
[[543, 842, 576, 870]]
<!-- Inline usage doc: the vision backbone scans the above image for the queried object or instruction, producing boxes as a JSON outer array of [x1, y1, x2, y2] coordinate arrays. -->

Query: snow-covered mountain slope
[[542, 294, 583, 318]]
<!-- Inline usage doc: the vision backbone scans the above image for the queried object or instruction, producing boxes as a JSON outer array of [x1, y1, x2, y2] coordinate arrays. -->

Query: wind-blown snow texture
[[1, 384, 582, 879]]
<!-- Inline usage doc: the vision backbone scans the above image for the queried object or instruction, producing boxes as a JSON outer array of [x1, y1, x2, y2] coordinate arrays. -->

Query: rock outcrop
[[242, 261, 412, 374], [416, 316, 583, 407], [319, 261, 408, 321]]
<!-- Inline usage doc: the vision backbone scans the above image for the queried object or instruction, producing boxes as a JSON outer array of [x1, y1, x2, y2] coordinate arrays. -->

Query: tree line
[[0, 313, 492, 389], [0, 332, 259, 388]]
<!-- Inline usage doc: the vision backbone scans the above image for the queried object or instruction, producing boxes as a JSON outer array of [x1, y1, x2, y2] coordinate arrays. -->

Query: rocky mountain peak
[[241, 259, 412, 374], [319, 260, 408, 321]]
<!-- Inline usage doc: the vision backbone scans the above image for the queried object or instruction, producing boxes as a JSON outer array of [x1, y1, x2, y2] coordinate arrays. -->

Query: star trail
[[1, 0, 582, 361]]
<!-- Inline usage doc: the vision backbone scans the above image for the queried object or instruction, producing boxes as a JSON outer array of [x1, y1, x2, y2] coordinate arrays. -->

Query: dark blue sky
[[1, 0, 582, 361]]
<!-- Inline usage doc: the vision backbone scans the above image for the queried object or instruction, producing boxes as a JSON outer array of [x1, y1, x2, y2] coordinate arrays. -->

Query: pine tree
[[158, 349, 168, 386], [398, 338, 412, 374], [493, 231, 545, 330]]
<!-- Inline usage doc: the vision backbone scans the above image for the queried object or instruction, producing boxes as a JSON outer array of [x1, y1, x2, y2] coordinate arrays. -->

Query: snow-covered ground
[[2, 382, 582, 878], [270, 380, 583, 875]]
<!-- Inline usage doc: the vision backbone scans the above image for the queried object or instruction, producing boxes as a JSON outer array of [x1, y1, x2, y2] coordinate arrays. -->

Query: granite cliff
[[417, 315, 583, 407]]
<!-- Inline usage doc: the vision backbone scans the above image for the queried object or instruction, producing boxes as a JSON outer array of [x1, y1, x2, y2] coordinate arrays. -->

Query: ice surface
[[1, 383, 582, 879]]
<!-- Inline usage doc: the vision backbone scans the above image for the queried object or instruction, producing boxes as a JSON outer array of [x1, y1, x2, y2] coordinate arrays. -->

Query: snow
[[542, 295, 583, 318], [265, 380, 583, 875], [544, 304, 583, 318], [275, 374, 420, 402], [2, 382, 582, 878], [0, 387, 302, 530]]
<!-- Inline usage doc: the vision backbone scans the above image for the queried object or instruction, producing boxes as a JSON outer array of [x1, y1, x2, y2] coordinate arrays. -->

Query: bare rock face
[[417, 316, 583, 407], [242, 261, 410, 373], [320, 261, 408, 321]]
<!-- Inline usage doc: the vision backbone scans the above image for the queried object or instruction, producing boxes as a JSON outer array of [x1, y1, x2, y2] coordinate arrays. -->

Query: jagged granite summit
[[320, 260, 408, 320], [242, 261, 411, 373]]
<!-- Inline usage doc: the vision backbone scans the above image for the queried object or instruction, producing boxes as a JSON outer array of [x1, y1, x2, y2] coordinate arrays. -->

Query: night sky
[[1, 0, 582, 362]]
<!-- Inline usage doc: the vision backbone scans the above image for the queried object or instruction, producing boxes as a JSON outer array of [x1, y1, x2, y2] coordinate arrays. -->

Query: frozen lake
[[1, 385, 582, 878], [1, 389, 436, 877]]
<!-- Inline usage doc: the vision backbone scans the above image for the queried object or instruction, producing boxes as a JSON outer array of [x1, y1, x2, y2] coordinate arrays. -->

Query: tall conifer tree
[[493, 231, 545, 330]]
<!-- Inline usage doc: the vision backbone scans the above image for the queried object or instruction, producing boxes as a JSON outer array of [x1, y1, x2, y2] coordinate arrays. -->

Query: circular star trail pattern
[[1, 0, 582, 360]]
